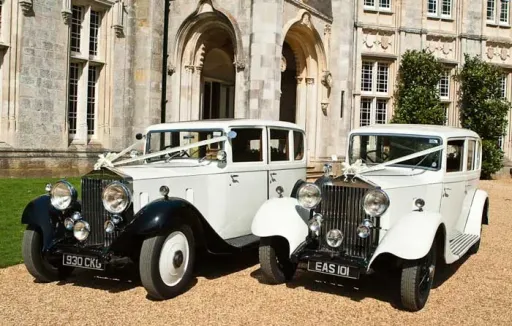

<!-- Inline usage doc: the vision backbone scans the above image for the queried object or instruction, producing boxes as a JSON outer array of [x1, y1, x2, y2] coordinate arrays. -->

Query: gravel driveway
[[2, 179, 512, 326]]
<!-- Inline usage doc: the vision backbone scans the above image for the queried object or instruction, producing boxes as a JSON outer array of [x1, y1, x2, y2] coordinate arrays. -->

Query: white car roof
[[145, 119, 304, 133], [350, 124, 480, 139]]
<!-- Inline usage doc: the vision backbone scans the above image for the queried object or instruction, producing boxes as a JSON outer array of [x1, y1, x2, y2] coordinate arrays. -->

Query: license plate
[[307, 260, 360, 279], [62, 253, 105, 271]]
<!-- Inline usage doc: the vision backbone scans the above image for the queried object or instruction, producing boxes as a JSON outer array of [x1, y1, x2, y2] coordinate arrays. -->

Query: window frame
[[445, 138, 466, 173], [427, 0, 453, 19], [229, 127, 267, 165], [292, 130, 306, 161], [268, 128, 292, 163], [363, 0, 392, 12], [360, 59, 391, 126], [487, 0, 510, 26]]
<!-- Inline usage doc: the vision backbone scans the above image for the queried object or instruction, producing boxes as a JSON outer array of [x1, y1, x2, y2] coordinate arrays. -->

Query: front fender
[[110, 197, 230, 254], [21, 195, 80, 250], [251, 197, 310, 257], [464, 189, 489, 235], [368, 211, 443, 269]]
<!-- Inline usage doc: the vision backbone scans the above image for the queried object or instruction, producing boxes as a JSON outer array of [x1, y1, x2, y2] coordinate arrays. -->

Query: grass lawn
[[0, 177, 81, 268]]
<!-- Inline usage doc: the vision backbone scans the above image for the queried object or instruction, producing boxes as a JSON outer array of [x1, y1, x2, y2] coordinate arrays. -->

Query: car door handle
[[230, 174, 239, 183], [270, 172, 277, 183]]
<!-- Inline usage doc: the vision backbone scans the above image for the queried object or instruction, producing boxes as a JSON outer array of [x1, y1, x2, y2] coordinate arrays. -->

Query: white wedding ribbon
[[341, 144, 444, 181]]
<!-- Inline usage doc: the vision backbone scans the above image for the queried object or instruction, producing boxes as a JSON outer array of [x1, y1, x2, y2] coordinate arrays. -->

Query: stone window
[[487, 0, 510, 25], [501, 74, 508, 99], [427, 0, 452, 18], [67, 2, 107, 142], [364, 0, 391, 11], [360, 60, 391, 126], [439, 70, 450, 100]]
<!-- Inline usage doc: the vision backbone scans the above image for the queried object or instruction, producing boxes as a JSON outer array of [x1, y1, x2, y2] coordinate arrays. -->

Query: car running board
[[449, 233, 479, 256], [225, 234, 260, 248]]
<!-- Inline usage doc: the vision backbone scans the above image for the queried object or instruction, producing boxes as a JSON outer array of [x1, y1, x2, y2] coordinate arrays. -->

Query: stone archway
[[280, 11, 329, 160], [170, 0, 245, 122]]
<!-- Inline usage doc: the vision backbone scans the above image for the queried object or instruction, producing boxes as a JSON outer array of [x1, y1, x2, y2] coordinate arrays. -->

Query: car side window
[[269, 129, 289, 162], [293, 131, 304, 160], [467, 139, 476, 171], [446, 139, 465, 172], [231, 128, 263, 162]]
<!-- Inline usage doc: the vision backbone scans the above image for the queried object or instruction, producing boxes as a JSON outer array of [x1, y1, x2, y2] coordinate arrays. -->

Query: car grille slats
[[81, 178, 120, 247], [318, 184, 379, 259]]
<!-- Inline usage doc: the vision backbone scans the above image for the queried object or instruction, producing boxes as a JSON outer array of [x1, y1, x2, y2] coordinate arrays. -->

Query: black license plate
[[62, 253, 105, 271], [307, 260, 360, 279]]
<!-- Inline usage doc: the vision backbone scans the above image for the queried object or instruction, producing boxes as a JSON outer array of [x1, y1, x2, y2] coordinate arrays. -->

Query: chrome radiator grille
[[81, 178, 120, 247], [317, 184, 379, 259]]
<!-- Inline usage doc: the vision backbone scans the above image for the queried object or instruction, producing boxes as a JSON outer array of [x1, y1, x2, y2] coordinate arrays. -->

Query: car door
[[267, 128, 307, 199], [222, 126, 268, 239], [455, 138, 481, 233], [439, 138, 467, 240]]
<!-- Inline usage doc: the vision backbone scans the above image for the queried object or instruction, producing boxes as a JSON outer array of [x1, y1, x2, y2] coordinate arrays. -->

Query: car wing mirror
[[216, 150, 227, 162], [135, 133, 143, 140]]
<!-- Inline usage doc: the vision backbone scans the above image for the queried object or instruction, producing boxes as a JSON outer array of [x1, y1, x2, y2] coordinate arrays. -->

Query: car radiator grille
[[317, 184, 379, 259], [81, 178, 121, 247]]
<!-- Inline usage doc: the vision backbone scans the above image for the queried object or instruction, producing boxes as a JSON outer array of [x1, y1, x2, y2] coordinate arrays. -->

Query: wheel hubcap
[[173, 250, 184, 268]]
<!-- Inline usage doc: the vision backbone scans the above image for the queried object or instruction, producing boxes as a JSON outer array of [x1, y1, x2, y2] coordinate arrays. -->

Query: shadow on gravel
[[53, 247, 259, 297], [432, 254, 471, 289]]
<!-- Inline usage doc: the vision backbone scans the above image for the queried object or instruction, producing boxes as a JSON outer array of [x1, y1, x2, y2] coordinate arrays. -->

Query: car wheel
[[139, 224, 195, 300], [400, 241, 437, 312], [258, 237, 297, 284], [22, 227, 74, 282]]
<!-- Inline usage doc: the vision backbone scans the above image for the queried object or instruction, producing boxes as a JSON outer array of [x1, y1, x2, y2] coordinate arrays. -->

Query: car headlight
[[297, 183, 322, 209], [102, 182, 131, 214], [50, 181, 77, 210], [363, 189, 389, 217]]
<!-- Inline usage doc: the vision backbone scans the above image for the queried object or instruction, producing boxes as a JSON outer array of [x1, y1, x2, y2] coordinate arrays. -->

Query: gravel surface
[[1, 179, 512, 326]]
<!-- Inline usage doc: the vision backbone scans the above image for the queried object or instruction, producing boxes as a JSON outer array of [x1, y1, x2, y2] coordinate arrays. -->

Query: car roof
[[145, 119, 304, 133], [349, 124, 480, 139]]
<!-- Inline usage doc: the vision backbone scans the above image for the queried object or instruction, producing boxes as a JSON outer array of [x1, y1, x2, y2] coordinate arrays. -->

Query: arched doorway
[[170, 0, 245, 122], [279, 42, 297, 123], [200, 34, 235, 119]]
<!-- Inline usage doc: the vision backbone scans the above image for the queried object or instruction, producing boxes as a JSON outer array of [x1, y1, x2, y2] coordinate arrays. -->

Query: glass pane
[[89, 10, 101, 56], [231, 128, 263, 162], [269, 129, 289, 162], [439, 70, 450, 99], [68, 63, 80, 135], [87, 66, 99, 135], [375, 99, 387, 124], [364, 0, 375, 7], [428, 0, 437, 14], [441, 0, 451, 16], [446, 139, 465, 172], [360, 99, 372, 127], [467, 140, 476, 170], [361, 62, 373, 92], [293, 131, 304, 160], [379, 0, 390, 9], [71, 6, 83, 52], [376, 63, 389, 93], [500, 1, 509, 23], [487, 0, 495, 20]]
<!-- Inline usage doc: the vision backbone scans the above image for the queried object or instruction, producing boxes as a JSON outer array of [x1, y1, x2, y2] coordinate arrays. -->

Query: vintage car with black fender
[[251, 124, 488, 311], [21, 119, 306, 300]]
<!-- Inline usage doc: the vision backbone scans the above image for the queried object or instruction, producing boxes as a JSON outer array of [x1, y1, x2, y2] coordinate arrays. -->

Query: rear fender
[[110, 197, 231, 254], [464, 189, 489, 235], [21, 195, 81, 250], [251, 197, 310, 257], [368, 211, 444, 270]]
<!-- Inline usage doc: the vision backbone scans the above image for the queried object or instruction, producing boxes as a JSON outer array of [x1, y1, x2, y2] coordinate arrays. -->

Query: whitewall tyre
[[259, 237, 297, 284], [22, 227, 73, 282], [400, 241, 437, 312], [139, 224, 195, 300]]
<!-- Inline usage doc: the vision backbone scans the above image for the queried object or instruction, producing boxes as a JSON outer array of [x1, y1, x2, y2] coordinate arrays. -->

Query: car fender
[[464, 189, 489, 235], [110, 197, 232, 254], [368, 211, 443, 269], [251, 197, 310, 257], [21, 195, 81, 250]]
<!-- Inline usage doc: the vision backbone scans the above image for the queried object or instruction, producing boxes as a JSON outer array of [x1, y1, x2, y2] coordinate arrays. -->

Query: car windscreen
[[349, 134, 442, 170], [145, 129, 225, 162]]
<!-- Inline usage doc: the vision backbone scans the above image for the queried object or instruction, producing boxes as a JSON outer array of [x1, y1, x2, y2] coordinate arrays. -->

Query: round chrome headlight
[[73, 220, 90, 241], [297, 183, 322, 209], [102, 182, 131, 214], [357, 219, 374, 239], [64, 218, 75, 231], [363, 189, 390, 217], [104, 220, 115, 234], [50, 181, 77, 210]]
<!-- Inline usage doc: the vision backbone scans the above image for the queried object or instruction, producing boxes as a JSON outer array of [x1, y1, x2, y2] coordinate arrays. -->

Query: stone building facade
[[0, 0, 511, 177]]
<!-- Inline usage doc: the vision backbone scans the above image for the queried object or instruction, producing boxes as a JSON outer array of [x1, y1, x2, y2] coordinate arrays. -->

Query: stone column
[[191, 65, 203, 120], [179, 65, 194, 121], [306, 77, 317, 162], [295, 76, 307, 130]]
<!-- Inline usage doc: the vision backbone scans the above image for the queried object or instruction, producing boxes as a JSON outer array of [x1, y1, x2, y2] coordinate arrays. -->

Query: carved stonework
[[281, 56, 287, 72], [362, 29, 394, 52], [112, 0, 126, 37], [184, 65, 195, 73], [324, 24, 331, 36], [486, 42, 511, 62], [300, 12, 312, 28], [501, 48, 509, 61], [19, 0, 33, 15], [234, 59, 246, 71], [167, 65, 176, 76], [306, 77, 315, 85], [487, 47, 495, 59], [321, 101, 329, 115], [425, 36, 455, 59], [321, 71, 333, 89], [61, 0, 72, 24], [296, 77, 304, 84]]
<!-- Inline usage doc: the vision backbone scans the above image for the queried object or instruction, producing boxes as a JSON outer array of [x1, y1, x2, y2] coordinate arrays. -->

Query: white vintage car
[[252, 124, 488, 311], [20, 119, 306, 300]]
